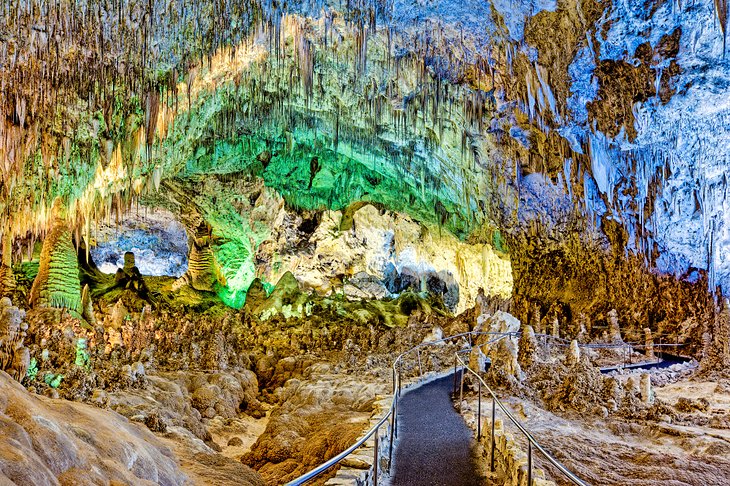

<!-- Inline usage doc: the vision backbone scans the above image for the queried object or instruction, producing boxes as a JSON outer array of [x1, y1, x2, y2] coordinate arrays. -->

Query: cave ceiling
[[1, 0, 730, 314]]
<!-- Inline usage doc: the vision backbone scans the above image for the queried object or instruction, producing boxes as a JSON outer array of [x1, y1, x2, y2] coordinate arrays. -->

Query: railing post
[[388, 409, 395, 472], [453, 354, 458, 394], [392, 367, 396, 394], [490, 398, 496, 473], [398, 366, 402, 398], [459, 366, 464, 412], [393, 394, 398, 439], [477, 380, 482, 441], [527, 440, 533, 486], [373, 424, 379, 486]]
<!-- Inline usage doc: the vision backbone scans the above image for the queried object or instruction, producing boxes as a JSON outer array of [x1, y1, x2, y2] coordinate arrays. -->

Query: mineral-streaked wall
[[254, 201, 511, 314]]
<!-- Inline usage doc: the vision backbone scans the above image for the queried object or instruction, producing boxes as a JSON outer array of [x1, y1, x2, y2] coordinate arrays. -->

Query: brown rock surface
[[0, 369, 186, 485]]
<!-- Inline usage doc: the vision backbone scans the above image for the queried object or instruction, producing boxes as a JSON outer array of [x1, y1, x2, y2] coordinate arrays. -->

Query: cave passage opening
[[90, 207, 189, 278]]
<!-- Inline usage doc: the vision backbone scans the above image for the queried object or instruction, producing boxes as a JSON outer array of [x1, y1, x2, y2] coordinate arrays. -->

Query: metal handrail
[[287, 330, 511, 485], [289, 326, 683, 484], [454, 352, 590, 486]]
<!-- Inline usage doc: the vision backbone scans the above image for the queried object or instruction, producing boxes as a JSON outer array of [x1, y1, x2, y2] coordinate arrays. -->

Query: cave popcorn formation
[[0, 0, 729, 485]]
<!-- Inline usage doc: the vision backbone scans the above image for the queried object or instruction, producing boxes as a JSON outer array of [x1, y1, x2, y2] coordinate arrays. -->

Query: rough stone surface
[[0, 369, 188, 485]]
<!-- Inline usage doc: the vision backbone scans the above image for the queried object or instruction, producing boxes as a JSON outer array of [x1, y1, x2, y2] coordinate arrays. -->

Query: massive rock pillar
[[174, 231, 226, 293], [0, 225, 15, 296], [29, 201, 82, 313]]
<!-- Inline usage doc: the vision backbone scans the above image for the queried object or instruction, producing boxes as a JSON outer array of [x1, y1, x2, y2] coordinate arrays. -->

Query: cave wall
[[0, 0, 729, 346]]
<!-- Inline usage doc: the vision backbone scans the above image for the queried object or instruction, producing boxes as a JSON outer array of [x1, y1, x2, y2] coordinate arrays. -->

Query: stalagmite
[[644, 328, 655, 361], [531, 303, 542, 334], [710, 298, 730, 367], [567, 339, 581, 366], [551, 317, 559, 338], [0, 227, 15, 296], [518, 324, 537, 369], [173, 236, 227, 293], [29, 200, 82, 313], [0, 297, 29, 382], [81, 284, 97, 327], [608, 309, 622, 343], [640, 373, 654, 404], [577, 313, 588, 342]]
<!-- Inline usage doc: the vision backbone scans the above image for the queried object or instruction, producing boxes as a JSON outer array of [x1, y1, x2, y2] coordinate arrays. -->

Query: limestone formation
[[531, 302, 542, 334], [0, 227, 15, 296], [567, 340, 581, 367], [705, 298, 730, 370], [640, 373, 654, 404], [644, 328, 655, 361], [487, 335, 522, 386], [1, 2, 729, 484], [81, 284, 97, 327], [517, 325, 537, 369], [576, 313, 590, 342], [0, 298, 28, 382], [29, 203, 82, 313], [551, 317, 560, 338], [468, 345, 488, 373], [608, 310, 622, 343], [0, 369, 193, 485], [174, 237, 226, 292]]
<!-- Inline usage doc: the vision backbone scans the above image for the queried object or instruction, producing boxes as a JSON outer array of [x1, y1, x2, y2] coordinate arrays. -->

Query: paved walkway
[[390, 373, 482, 486]]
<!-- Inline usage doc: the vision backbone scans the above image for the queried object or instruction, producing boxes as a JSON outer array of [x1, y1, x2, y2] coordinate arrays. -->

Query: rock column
[[0, 226, 15, 295], [551, 317, 559, 338], [644, 328, 655, 360], [567, 340, 581, 366], [640, 373, 653, 404], [608, 309, 622, 343], [29, 200, 82, 312]]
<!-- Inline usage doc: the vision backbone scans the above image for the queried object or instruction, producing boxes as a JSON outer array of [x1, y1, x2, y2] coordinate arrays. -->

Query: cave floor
[[462, 378, 730, 486]]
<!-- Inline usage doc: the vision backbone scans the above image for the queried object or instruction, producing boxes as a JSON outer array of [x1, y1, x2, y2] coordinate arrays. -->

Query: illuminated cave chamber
[[91, 208, 188, 278], [1, 0, 730, 484]]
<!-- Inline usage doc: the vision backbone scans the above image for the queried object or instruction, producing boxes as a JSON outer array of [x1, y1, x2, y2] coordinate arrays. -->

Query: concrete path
[[389, 373, 482, 486]]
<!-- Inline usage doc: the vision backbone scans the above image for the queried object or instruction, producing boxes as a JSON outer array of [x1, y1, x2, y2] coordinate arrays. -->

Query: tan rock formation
[[640, 373, 653, 404], [0, 298, 28, 382], [257, 203, 511, 313], [0, 368, 190, 485], [608, 309, 622, 343], [644, 328, 655, 361], [174, 236, 227, 292], [0, 226, 15, 296], [567, 340, 581, 367], [518, 324, 538, 369], [551, 317, 560, 338], [81, 284, 96, 327]]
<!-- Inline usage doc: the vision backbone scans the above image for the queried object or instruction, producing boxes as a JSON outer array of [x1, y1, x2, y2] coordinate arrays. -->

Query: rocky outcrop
[[0, 297, 28, 382], [0, 227, 15, 296], [0, 369, 188, 485], [242, 362, 384, 484]]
